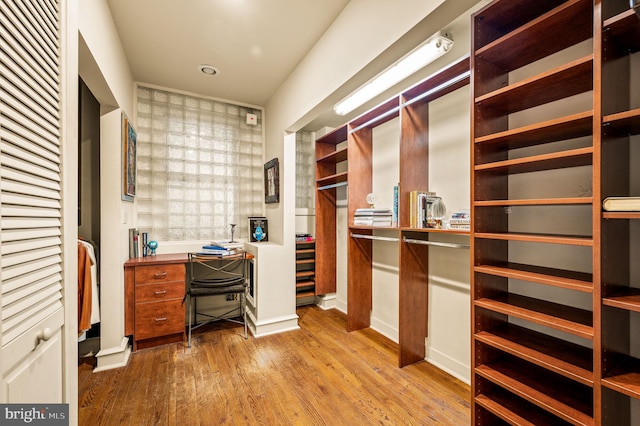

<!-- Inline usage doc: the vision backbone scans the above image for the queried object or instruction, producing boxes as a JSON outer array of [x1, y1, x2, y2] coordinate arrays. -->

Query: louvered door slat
[[1, 0, 63, 349]]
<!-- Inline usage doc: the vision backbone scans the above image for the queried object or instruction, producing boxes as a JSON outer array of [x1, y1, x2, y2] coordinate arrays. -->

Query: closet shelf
[[474, 232, 593, 246], [474, 147, 593, 174], [475, 293, 594, 340], [296, 258, 315, 266], [602, 356, 640, 400], [317, 147, 348, 164], [476, 356, 594, 425], [603, 287, 640, 313], [474, 0, 592, 72], [317, 172, 348, 187], [474, 263, 593, 293], [475, 323, 593, 386], [603, 211, 640, 220], [476, 388, 578, 426], [400, 227, 469, 235], [603, 108, 640, 137], [474, 111, 593, 149], [475, 197, 593, 207], [475, 55, 593, 114], [603, 9, 640, 56], [296, 271, 314, 279], [316, 126, 347, 146]]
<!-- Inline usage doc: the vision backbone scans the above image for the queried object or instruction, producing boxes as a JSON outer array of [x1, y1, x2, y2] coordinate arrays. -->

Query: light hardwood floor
[[78, 305, 470, 425]]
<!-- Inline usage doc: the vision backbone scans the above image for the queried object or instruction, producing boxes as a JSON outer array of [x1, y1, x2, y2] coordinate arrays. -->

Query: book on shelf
[[141, 232, 148, 257], [128, 228, 139, 258], [393, 184, 399, 226], [296, 233, 314, 242], [211, 240, 244, 249], [354, 207, 392, 226], [198, 245, 236, 256], [409, 191, 436, 228], [603, 196, 640, 212]]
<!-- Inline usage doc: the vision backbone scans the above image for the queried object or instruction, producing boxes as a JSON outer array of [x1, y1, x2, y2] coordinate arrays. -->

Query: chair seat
[[189, 283, 246, 296]]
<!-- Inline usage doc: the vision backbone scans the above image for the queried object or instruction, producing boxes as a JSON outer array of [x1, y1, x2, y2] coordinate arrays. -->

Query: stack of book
[[296, 233, 314, 242], [409, 191, 436, 228], [211, 239, 244, 250], [198, 244, 235, 256], [354, 208, 393, 227], [449, 210, 470, 230]]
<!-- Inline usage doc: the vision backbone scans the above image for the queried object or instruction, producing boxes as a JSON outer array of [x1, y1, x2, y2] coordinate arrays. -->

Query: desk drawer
[[135, 299, 185, 341], [135, 264, 184, 284], [135, 281, 184, 303]]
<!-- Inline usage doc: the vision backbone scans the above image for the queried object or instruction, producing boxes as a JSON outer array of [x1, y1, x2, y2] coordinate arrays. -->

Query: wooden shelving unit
[[600, 1, 640, 423], [471, 0, 600, 424], [295, 240, 316, 304], [315, 126, 348, 296]]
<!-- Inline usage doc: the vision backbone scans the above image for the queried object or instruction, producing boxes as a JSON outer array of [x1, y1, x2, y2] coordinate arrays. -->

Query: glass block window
[[295, 131, 315, 209], [136, 86, 263, 241]]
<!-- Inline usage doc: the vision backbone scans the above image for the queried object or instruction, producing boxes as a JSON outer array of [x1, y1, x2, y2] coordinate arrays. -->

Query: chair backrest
[[188, 251, 247, 288]]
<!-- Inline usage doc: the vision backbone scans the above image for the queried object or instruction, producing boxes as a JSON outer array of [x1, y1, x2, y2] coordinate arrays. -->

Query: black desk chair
[[185, 251, 248, 347]]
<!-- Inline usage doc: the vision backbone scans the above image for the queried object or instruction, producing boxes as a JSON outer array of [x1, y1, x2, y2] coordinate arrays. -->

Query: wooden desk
[[124, 252, 254, 350]]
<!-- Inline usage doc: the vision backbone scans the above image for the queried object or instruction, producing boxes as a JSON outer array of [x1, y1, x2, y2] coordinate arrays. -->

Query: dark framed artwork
[[122, 113, 137, 202], [264, 158, 279, 204]]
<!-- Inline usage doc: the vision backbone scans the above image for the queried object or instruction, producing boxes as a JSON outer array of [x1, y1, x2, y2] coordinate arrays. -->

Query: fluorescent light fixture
[[333, 31, 454, 116]]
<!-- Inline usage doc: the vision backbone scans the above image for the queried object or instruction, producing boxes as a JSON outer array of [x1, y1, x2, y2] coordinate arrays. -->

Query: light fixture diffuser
[[334, 31, 454, 116]]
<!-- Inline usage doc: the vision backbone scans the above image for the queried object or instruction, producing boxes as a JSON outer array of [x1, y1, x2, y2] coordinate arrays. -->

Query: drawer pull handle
[[155, 317, 167, 322], [33, 327, 53, 351], [154, 272, 168, 279], [154, 290, 167, 295]]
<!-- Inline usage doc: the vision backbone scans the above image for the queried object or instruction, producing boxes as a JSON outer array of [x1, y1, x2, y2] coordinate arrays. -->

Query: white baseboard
[[425, 345, 470, 385], [94, 337, 131, 372], [247, 312, 300, 337], [370, 317, 398, 344]]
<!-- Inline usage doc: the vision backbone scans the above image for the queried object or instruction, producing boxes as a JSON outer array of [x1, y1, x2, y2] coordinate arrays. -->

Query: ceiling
[[106, 0, 350, 108]]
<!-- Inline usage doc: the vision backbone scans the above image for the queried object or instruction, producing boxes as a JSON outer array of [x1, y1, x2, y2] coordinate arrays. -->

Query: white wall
[[78, 0, 135, 371]]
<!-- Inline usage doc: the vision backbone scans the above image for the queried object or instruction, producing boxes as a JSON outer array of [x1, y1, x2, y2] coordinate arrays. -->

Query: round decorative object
[[431, 197, 447, 228], [366, 193, 376, 208], [147, 240, 158, 255]]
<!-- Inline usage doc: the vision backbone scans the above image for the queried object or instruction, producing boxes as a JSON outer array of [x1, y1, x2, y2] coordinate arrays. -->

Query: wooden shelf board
[[475, 55, 593, 114], [317, 147, 348, 164], [317, 172, 348, 187], [475, 0, 592, 72], [475, 263, 593, 293], [349, 225, 400, 232], [603, 9, 640, 56], [402, 56, 470, 104], [603, 211, 640, 219], [475, 147, 593, 175], [475, 293, 594, 340], [474, 111, 593, 149], [474, 232, 593, 246], [476, 356, 593, 425], [401, 227, 469, 235], [476, 388, 583, 426], [603, 288, 640, 313], [316, 125, 347, 146], [603, 108, 640, 137], [296, 248, 315, 255], [475, 197, 593, 207], [296, 271, 314, 278], [296, 291, 315, 299], [296, 259, 315, 265], [476, 323, 593, 386], [602, 356, 640, 400], [296, 281, 315, 289]]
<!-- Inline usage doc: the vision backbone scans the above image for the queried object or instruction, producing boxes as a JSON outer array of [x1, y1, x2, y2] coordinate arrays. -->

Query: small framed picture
[[122, 113, 137, 202], [264, 158, 279, 204]]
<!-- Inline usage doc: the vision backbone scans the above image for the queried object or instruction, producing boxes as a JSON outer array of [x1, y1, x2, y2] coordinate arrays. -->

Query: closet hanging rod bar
[[403, 237, 469, 249], [349, 106, 402, 134], [350, 233, 399, 242], [402, 70, 471, 109], [318, 181, 348, 191]]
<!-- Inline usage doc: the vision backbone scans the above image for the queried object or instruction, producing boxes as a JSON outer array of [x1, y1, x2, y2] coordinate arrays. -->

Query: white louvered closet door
[[1, 0, 65, 402]]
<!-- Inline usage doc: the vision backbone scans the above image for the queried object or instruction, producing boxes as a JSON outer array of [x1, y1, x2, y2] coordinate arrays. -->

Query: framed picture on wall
[[122, 112, 137, 202], [264, 158, 279, 204]]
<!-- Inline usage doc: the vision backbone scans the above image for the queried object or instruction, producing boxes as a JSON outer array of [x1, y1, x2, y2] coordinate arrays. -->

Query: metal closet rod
[[350, 233, 399, 242], [403, 237, 469, 249], [318, 181, 348, 191]]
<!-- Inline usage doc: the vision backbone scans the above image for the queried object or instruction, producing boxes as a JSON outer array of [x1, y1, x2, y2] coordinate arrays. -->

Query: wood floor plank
[[78, 305, 470, 425]]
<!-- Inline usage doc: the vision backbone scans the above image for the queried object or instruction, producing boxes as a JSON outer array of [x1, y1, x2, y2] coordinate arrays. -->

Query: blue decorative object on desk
[[147, 240, 158, 255]]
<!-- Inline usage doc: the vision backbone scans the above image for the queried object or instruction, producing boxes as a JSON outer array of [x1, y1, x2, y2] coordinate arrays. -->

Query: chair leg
[[242, 291, 247, 339], [187, 294, 192, 348]]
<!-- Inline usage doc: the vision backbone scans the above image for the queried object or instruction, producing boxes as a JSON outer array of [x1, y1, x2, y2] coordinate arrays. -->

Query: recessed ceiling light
[[198, 64, 219, 76]]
